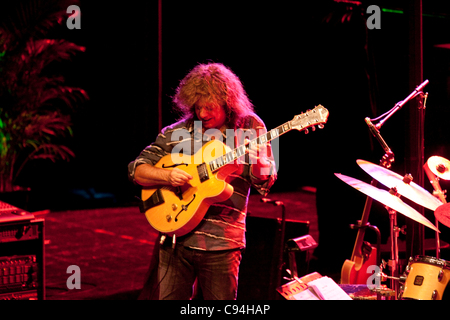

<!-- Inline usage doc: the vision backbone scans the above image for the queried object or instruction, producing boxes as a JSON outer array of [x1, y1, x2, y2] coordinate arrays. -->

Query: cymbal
[[427, 156, 450, 180], [357, 159, 443, 211], [335, 173, 440, 233], [435, 203, 450, 229]]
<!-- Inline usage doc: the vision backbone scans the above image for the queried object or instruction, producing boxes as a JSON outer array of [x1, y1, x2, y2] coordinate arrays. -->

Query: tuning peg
[[304, 129, 309, 134], [311, 126, 316, 131], [318, 124, 324, 129]]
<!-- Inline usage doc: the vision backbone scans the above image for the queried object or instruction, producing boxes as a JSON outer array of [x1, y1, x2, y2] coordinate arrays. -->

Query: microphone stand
[[374, 80, 429, 130], [366, 80, 430, 299]]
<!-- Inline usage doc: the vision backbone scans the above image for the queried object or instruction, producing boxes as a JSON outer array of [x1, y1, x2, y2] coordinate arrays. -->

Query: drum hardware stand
[[385, 177, 413, 299], [375, 259, 408, 300], [423, 161, 445, 259], [364, 118, 400, 298], [387, 205, 400, 298]]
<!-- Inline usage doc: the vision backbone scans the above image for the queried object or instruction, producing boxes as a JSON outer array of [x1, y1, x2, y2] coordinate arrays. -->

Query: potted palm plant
[[0, 0, 88, 204]]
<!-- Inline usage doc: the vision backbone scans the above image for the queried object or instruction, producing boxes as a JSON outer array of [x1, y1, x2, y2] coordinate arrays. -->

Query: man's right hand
[[167, 168, 193, 187]]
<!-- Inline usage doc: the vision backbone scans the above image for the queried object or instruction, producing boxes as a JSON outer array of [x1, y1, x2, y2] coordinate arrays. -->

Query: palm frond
[[29, 143, 75, 161], [0, 0, 80, 51], [2, 38, 86, 97], [13, 142, 75, 184], [0, 0, 86, 192], [23, 111, 72, 141]]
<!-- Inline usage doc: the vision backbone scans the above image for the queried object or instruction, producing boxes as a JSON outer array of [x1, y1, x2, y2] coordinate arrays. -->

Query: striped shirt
[[128, 113, 277, 251]]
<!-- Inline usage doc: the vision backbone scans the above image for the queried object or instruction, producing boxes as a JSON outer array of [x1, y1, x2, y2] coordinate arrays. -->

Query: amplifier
[[0, 255, 39, 294], [0, 200, 35, 224], [0, 223, 41, 243], [0, 290, 38, 300], [0, 204, 45, 300], [237, 216, 311, 300]]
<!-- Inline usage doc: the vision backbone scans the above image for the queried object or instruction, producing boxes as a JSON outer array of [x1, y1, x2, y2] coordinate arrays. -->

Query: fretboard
[[208, 122, 292, 172]]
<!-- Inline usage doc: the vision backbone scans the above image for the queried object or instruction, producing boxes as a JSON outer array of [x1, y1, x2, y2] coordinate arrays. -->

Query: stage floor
[[43, 190, 318, 300]]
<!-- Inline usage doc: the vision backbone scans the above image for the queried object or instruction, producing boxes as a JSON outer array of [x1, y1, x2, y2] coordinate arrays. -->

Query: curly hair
[[172, 62, 254, 127]]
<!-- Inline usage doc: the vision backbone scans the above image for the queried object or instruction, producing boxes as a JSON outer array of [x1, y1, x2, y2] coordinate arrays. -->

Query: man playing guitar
[[128, 62, 277, 300]]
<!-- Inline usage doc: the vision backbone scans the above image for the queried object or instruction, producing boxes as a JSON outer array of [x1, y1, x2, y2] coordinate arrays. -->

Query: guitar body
[[341, 246, 377, 284], [141, 139, 238, 236]]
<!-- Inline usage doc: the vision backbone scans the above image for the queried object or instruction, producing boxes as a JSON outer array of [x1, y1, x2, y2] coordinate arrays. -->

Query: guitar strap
[[138, 188, 165, 213]]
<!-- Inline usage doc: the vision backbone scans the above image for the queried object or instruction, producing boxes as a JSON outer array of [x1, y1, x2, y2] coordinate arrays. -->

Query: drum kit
[[336, 156, 450, 300]]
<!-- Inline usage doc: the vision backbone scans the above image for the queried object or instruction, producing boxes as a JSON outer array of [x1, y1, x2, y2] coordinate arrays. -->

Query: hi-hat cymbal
[[435, 203, 450, 229], [335, 173, 440, 233], [357, 159, 443, 211], [427, 156, 450, 180]]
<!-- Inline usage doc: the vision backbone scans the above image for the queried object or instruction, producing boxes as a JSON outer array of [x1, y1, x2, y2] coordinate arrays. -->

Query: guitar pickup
[[197, 163, 209, 183]]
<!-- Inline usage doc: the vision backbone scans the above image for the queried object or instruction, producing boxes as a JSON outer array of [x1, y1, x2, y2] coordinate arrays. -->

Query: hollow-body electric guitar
[[139, 105, 329, 236]]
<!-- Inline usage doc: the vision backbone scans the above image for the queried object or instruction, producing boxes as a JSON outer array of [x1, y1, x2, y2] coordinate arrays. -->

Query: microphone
[[366, 117, 389, 151], [365, 117, 379, 139], [365, 117, 394, 166]]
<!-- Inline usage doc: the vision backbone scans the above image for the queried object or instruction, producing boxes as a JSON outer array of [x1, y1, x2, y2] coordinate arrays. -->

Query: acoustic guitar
[[340, 185, 379, 284], [139, 105, 329, 236]]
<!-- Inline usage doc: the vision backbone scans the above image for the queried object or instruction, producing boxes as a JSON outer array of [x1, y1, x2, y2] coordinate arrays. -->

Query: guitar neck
[[208, 122, 292, 173], [350, 180, 377, 260]]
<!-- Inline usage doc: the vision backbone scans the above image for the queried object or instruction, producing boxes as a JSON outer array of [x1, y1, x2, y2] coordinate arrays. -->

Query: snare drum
[[401, 255, 450, 300]]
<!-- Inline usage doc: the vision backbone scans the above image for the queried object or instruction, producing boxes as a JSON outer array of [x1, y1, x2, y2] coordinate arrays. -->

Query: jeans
[[158, 244, 242, 300]]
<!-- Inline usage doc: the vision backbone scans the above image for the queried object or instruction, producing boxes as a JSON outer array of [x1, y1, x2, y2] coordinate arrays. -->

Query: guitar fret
[[213, 160, 219, 171], [280, 123, 290, 134], [259, 135, 266, 144], [270, 129, 279, 140], [236, 146, 244, 157]]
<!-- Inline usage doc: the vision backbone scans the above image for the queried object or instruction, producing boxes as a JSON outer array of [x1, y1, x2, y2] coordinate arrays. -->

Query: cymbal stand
[[372, 204, 400, 300], [365, 117, 399, 297], [387, 206, 399, 298], [423, 162, 444, 259]]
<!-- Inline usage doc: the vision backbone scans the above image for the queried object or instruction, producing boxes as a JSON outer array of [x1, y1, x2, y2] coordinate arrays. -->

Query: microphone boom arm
[[374, 79, 429, 130]]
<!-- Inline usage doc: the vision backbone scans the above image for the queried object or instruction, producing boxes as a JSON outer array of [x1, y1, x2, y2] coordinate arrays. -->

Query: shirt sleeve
[[127, 122, 187, 184], [241, 114, 278, 196]]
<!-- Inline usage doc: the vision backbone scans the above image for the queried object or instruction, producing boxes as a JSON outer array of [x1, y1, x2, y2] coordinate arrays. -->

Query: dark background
[[7, 1, 450, 253]]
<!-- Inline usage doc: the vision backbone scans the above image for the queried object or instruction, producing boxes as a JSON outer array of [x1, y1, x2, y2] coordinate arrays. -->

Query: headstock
[[290, 105, 329, 133]]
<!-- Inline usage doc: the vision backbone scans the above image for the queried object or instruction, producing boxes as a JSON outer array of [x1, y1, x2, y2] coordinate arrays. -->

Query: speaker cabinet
[[237, 216, 310, 300]]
